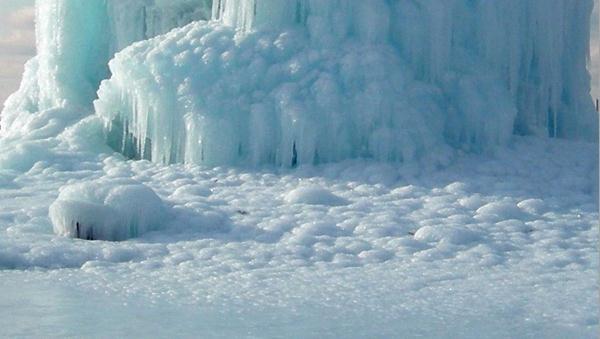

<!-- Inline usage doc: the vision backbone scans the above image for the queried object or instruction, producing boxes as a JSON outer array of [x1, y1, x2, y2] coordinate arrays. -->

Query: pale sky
[[0, 0, 598, 109], [0, 0, 35, 108]]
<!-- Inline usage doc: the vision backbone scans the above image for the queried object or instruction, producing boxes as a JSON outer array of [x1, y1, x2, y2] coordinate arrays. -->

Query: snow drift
[[1, 0, 598, 168]]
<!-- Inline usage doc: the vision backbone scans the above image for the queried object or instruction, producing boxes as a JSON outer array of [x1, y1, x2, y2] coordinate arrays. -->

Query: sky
[[0, 0, 35, 108], [0, 0, 598, 109]]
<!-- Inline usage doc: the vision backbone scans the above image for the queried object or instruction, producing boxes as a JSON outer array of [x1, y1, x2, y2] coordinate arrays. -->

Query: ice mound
[[285, 186, 348, 206], [49, 179, 167, 241], [475, 201, 528, 222], [413, 225, 481, 246]]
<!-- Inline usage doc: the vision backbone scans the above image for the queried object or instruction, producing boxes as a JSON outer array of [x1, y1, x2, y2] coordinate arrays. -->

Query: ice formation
[[34, 0, 212, 111], [95, 0, 598, 166], [50, 179, 167, 241], [1, 0, 212, 134], [2, 0, 598, 167]]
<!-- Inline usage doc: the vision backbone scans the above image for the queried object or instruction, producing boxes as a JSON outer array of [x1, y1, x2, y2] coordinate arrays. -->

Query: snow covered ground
[[0, 136, 597, 338]]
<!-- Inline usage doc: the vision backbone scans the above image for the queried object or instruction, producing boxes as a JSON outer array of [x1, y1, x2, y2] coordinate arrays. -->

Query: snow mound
[[475, 201, 528, 222], [516, 198, 547, 215], [171, 184, 212, 198], [414, 225, 480, 245], [284, 186, 348, 206], [49, 179, 167, 241]]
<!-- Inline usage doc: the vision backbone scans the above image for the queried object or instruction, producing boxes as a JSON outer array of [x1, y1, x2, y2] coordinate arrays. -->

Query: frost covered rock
[[49, 179, 167, 241]]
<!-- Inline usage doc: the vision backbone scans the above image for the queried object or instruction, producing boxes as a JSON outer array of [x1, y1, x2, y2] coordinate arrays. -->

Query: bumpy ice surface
[[0, 137, 597, 338]]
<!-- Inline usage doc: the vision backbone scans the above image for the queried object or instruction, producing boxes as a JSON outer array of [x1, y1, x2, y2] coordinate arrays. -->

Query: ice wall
[[95, 0, 598, 166], [106, 0, 213, 55], [97, 22, 452, 165]]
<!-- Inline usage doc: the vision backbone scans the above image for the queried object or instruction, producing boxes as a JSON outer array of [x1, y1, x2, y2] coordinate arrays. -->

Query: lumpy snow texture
[[94, 0, 598, 166], [50, 179, 167, 241], [0, 137, 597, 338]]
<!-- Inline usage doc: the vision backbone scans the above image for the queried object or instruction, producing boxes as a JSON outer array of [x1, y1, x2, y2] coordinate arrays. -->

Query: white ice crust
[[50, 178, 167, 241]]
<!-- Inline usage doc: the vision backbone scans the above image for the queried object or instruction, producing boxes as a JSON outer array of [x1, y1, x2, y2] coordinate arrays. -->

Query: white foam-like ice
[[285, 186, 348, 206], [50, 178, 167, 241], [0, 137, 596, 337]]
